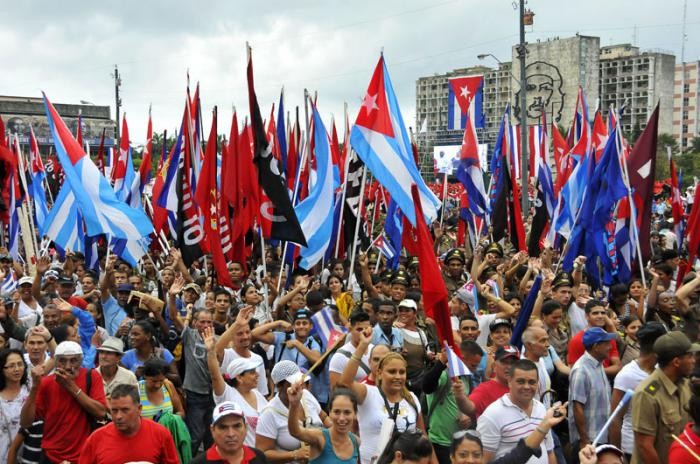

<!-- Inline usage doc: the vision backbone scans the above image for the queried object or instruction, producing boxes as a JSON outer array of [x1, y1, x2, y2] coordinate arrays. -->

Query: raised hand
[[169, 276, 185, 296], [202, 326, 216, 351], [54, 298, 73, 313], [31, 325, 52, 342], [36, 256, 51, 275], [234, 305, 254, 328], [287, 380, 304, 405]]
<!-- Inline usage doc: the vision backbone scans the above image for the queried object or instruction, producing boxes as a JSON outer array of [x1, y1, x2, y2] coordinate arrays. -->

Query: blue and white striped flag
[[295, 105, 338, 269], [372, 234, 396, 260], [311, 307, 347, 347], [444, 342, 471, 378], [1, 272, 17, 295], [42, 184, 85, 254]]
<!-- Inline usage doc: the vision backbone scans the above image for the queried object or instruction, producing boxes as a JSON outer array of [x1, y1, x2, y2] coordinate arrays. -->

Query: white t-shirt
[[256, 390, 323, 456], [613, 360, 649, 454], [567, 303, 587, 336], [328, 341, 373, 380], [476, 313, 498, 346], [214, 384, 268, 447], [477, 394, 553, 464], [221, 348, 269, 396], [357, 385, 421, 464], [18, 300, 42, 328]]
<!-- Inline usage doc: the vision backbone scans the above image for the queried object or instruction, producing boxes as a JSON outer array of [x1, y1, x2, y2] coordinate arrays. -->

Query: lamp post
[[517, 0, 529, 213]]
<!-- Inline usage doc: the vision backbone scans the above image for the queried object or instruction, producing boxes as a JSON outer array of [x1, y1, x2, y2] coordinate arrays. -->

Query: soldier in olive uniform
[[442, 248, 467, 294], [631, 331, 699, 464]]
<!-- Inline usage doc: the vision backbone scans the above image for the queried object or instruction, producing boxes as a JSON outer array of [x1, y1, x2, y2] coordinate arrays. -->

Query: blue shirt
[[371, 325, 403, 350], [273, 332, 321, 369], [71, 307, 96, 368], [102, 295, 126, 336], [121, 348, 175, 373], [568, 351, 611, 443]]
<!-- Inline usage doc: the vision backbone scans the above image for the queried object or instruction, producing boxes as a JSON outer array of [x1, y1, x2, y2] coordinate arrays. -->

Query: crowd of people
[[0, 193, 697, 464]]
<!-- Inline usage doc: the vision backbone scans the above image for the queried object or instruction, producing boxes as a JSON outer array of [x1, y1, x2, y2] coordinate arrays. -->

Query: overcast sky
[[2, 0, 698, 145]]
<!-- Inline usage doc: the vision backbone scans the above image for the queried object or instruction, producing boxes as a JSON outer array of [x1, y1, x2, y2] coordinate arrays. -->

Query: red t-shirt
[[567, 330, 619, 367], [203, 444, 258, 463], [79, 418, 180, 464], [468, 379, 509, 418], [35, 368, 107, 463], [669, 423, 700, 464], [68, 295, 88, 310]]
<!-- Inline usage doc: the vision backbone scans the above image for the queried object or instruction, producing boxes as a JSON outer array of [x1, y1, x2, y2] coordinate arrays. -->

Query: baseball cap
[[0, 254, 12, 262], [183, 283, 202, 295], [654, 331, 700, 361], [495, 345, 520, 362], [225, 357, 262, 379], [55, 341, 83, 357], [271, 360, 302, 385], [212, 401, 245, 425], [489, 318, 513, 331], [44, 270, 60, 280], [293, 308, 311, 321], [97, 337, 125, 355], [57, 275, 74, 286], [116, 283, 134, 293], [398, 299, 417, 311], [582, 327, 617, 348], [595, 444, 624, 459], [18, 276, 33, 287]]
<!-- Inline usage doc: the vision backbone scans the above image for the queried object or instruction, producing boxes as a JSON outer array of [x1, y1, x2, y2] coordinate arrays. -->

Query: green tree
[[654, 133, 678, 180]]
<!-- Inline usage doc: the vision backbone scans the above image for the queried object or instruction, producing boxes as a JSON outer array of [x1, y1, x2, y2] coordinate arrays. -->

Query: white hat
[[96, 337, 125, 355], [18, 276, 33, 286], [270, 360, 301, 385], [212, 401, 245, 425], [398, 299, 417, 310], [225, 357, 262, 379], [55, 341, 83, 356]]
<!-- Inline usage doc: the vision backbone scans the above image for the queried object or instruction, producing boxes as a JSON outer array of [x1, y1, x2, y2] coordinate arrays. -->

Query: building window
[[684, 84, 690, 93]]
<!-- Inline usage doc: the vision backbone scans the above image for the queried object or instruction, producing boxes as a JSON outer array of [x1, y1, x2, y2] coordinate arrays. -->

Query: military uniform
[[442, 248, 467, 294], [630, 330, 699, 464]]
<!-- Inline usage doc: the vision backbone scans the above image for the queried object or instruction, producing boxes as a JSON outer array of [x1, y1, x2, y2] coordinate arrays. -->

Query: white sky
[[1, 0, 698, 144]]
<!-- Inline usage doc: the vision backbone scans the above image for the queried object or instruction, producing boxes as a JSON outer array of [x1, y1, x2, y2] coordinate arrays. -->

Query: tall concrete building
[[673, 61, 700, 150], [0, 95, 115, 154], [599, 44, 675, 137], [415, 64, 511, 178], [511, 35, 600, 126]]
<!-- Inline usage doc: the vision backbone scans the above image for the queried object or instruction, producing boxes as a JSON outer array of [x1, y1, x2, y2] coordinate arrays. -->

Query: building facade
[[0, 95, 115, 154], [599, 44, 675, 137], [673, 61, 700, 150]]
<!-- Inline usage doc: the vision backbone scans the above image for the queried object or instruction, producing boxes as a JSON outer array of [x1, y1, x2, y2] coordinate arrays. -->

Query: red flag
[[354, 56, 394, 137], [669, 157, 684, 249], [286, 119, 299, 192], [403, 184, 455, 349], [221, 111, 239, 207], [551, 123, 570, 197], [687, 186, 700, 265], [95, 128, 106, 176], [331, 118, 343, 182], [76, 113, 84, 147], [194, 108, 235, 288], [138, 107, 153, 188], [627, 105, 659, 262], [111, 115, 130, 187]]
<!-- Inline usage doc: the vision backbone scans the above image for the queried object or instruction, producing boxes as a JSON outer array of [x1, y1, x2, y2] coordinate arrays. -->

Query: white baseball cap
[[55, 341, 83, 357], [225, 357, 262, 379], [212, 401, 245, 425]]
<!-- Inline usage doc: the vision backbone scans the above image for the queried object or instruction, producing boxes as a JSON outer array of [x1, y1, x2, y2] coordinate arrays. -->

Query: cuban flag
[[447, 75, 484, 130], [295, 105, 338, 270], [311, 307, 348, 347], [350, 55, 440, 226], [444, 342, 471, 378], [112, 115, 137, 205], [42, 184, 85, 254], [372, 233, 396, 260], [456, 105, 489, 220], [42, 93, 153, 241], [1, 272, 17, 295]]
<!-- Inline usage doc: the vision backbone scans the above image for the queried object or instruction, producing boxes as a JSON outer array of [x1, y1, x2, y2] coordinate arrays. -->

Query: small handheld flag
[[310, 307, 347, 347], [444, 342, 471, 378], [372, 233, 396, 260]]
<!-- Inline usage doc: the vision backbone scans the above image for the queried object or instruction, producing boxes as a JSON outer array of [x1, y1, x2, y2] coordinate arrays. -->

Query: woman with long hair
[[326, 274, 355, 324], [0, 348, 29, 462], [288, 386, 359, 464], [204, 326, 267, 446], [138, 358, 185, 420], [122, 320, 180, 385], [340, 329, 426, 464]]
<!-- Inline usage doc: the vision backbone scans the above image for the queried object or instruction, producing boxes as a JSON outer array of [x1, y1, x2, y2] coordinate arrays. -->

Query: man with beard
[[20, 341, 107, 464], [79, 384, 179, 463]]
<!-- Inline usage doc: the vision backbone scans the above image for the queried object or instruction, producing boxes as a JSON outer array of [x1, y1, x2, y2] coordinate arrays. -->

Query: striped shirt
[[476, 394, 553, 464], [568, 351, 611, 444], [138, 380, 174, 420]]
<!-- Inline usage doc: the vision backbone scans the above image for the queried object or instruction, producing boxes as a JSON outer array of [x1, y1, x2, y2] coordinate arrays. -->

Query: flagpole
[[334, 103, 352, 259], [439, 173, 448, 229], [259, 227, 270, 306], [347, 164, 368, 288]]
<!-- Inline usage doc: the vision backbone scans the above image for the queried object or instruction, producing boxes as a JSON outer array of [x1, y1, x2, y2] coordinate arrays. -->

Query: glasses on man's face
[[56, 356, 82, 366]]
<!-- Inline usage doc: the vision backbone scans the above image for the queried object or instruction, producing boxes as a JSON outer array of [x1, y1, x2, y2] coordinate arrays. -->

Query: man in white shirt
[[328, 310, 372, 388], [477, 359, 555, 464]]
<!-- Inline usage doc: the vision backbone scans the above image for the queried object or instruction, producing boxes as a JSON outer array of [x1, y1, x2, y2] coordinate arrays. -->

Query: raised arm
[[204, 326, 227, 397], [32, 256, 51, 301], [215, 306, 254, 360], [676, 273, 700, 314], [167, 276, 186, 332], [358, 253, 379, 299], [251, 320, 291, 345], [337, 329, 371, 402], [169, 249, 193, 284], [287, 381, 325, 451]]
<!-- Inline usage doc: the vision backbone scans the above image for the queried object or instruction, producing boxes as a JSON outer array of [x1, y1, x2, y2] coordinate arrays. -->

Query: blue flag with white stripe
[[295, 106, 337, 269]]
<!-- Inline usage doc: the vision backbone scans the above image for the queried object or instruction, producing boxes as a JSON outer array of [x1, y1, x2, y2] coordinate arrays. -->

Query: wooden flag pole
[[304, 333, 347, 377]]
